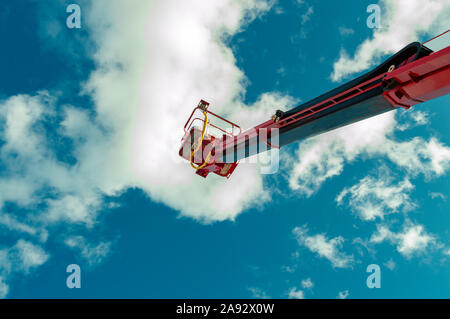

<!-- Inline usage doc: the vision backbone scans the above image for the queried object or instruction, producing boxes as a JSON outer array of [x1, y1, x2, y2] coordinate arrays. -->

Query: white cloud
[[273, 5, 284, 15], [370, 223, 436, 257], [248, 287, 270, 299], [0, 93, 47, 157], [0, 240, 49, 297], [0, 276, 8, 299], [286, 2, 450, 217], [0, 0, 288, 296], [397, 110, 430, 131], [288, 111, 395, 196], [0, 0, 288, 239], [409, 111, 430, 126], [65, 236, 112, 267], [383, 258, 396, 270], [0, 93, 112, 224], [337, 290, 349, 299], [301, 6, 314, 25], [339, 27, 354, 36], [0, 214, 42, 239], [352, 237, 376, 256], [395, 226, 436, 256], [331, 0, 450, 82], [429, 192, 446, 200], [301, 278, 314, 289], [337, 170, 416, 221], [425, 139, 450, 175], [13, 240, 49, 273], [281, 265, 296, 273], [46, 195, 100, 226], [288, 287, 305, 299], [288, 111, 450, 197], [1, 240, 49, 274], [82, 0, 294, 223], [293, 225, 354, 268]]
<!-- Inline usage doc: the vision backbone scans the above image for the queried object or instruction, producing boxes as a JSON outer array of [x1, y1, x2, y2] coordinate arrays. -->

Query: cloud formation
[[331, 0, 450, 82], [65, 236, 112, 268], [370, 223, 436, 257], [82, 0, 295, 223], [0, 240, 49, 295], [0, 0, 291, 297], [293, 225, 354, 268], [288, 287, 305, 299], [0, 1, 289, 226], [1, 0, 449, 298], [336, 170, 416, 221], [337, 290, 349, 299], [288, 111, 450, 197], [301, 278, 314, 289]]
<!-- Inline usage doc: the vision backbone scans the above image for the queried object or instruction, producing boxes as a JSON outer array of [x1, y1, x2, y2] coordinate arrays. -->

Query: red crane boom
[[179, 31, 450, 179]]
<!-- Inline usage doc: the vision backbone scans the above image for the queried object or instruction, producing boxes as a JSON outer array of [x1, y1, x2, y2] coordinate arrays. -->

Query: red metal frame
[[182, 117, 232, 141], [382, 45, 450, 109], [221, 42, 450, 151], [211, 70, 389, 157], [275, 73, 387, 128], [180, 33, 450, 179], [213, 44, 450, 169], [183, 104, 242, 136], [179, 101, 242, 179]]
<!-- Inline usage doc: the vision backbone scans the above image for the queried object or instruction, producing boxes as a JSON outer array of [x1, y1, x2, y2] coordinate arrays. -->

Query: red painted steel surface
[[383, 46, 450, 108]]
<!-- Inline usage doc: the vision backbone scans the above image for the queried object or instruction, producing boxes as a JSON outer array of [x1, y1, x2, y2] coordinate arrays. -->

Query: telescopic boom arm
[[179, 31, 450, 179]]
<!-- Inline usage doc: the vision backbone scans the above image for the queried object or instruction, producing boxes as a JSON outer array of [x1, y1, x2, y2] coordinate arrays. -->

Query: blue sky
[[0, 0, 449, 299]]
